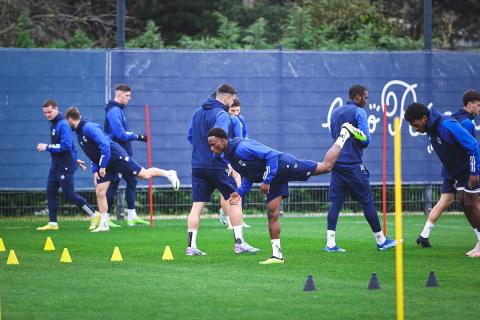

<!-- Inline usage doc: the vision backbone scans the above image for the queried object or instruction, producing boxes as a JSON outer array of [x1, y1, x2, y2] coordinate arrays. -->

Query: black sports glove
[[137, 134, 148, 142]]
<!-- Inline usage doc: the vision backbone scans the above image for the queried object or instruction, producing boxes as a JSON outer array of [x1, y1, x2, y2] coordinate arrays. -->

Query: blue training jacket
[[330, 101, 370, 164], [104, 100, 138, 156], [441, 108, 476, 179], [187, 98, 230, 169], [426, 108, 480, 180], [46, 113, 78, 170], [74, 119, 128, 173], [222, 137, 297, 197], [228, 115, 249, 139]]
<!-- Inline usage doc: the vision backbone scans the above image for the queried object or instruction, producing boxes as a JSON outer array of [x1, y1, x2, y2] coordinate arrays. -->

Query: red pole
[[145, 103, 153, 227], [382, 104, 387, 236]]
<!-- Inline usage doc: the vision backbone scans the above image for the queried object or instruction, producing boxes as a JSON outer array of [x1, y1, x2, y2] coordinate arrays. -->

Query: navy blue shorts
[[328, 163, 373, 204], [96, 156, 142, 184], [441, 176, 456, 194], [265, 159, 317, 203], [192, 168, 237, 202], [455, 174, 480, 193]]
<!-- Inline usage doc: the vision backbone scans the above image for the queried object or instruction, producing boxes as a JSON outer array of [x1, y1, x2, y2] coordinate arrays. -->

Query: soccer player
[[104, 84, 166, 227], [36, 99, 99, 231], [405, 102, 480, 257], [65, 107, 180, 232], [219, 98, 251, 229], [417, 89, 480, 248], [186, 84, 258, 256], [326, 85, 397, 252], [207, 124, 364, 264]]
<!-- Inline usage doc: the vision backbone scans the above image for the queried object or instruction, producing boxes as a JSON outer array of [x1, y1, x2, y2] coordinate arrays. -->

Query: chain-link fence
[[0, 184, 457, 219]]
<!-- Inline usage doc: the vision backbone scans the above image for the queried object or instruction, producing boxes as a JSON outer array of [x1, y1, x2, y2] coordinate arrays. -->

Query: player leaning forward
[[207, 123, 366, 264], [65, 106, 180, 232], [405, 102, 480, 257]]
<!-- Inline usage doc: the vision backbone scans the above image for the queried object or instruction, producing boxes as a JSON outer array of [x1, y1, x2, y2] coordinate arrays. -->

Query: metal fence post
[[116, 189, 126, 220], [424, 184, 433, 215]]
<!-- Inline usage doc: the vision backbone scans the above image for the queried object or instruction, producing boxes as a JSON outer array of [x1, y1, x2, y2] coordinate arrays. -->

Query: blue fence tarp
[[1, 48, 479, 189]]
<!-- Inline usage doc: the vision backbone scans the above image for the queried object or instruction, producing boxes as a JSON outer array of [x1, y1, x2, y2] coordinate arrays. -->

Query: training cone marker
[[111, 246, 123, 262], [426, 271, 439, 287], [60, 248, 72, 263], [368, 272, 381, 290], [303, 275, 317, 291], [44, 236, 55, 251], [0, 238, 5, 252], [6, 250, 19, 265], [162, 246, 174, 260]]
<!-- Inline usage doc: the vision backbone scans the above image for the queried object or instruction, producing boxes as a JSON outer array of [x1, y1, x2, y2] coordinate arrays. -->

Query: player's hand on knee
[[228, 192, 241, 205], [260, 182, 270, 195], [468, 175, 479, 188]]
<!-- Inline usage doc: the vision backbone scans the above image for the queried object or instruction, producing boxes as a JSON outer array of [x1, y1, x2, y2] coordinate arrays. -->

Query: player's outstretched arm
[[315, 144, 342, 175], [313, 123, 354, 175]]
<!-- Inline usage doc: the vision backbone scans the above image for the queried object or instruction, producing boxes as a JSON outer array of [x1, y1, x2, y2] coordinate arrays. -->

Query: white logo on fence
[[320, 79, 470, 154]]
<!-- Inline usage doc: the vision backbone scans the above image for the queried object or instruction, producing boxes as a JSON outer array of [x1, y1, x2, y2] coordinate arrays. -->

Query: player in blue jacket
[[104, 84, 168, 227], [417, 89, 480, 248], [219, 98, 251, 229], [405, 102, 480, 257], [206, 123, 365, 264], [186, 84, 258, 256], [65, 107, 179, 232], [36, 100, 99, 231], [326, 85, 396, 252]]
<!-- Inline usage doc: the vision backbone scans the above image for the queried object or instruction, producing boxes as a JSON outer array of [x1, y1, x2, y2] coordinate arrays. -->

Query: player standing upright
[[104, 84, 177, 226], [186, 84, 259, 256], [219, 98, 251, 229], [325, 85, 396, 252]]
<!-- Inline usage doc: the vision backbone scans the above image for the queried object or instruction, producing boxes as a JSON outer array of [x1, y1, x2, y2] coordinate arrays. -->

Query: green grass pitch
[[0, 215, 478, 319]]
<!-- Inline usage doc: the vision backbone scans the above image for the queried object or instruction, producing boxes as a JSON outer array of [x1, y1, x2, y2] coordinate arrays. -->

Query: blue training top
[[187, 98, 230, 169], [46, 113, 78, 170], [441, 108, 476, 180], [222, 137, 297, 197], [104, 100, 139, 156], [74, 119, 128, 173], [330, 101, 370, 164], [426, 108, 480, 180]]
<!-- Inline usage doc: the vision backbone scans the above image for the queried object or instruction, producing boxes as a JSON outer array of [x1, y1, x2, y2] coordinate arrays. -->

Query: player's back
[[331, 102, 365, 164]]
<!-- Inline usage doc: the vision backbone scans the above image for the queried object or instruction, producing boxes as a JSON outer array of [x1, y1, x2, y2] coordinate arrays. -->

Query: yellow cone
[[162, 245, 174, 261], [0, 238, 5, 252], [44, 236, 55, 251], [6, 250, 19, 265], [111, 246, 123, 262], [60, 248, 72, 263]]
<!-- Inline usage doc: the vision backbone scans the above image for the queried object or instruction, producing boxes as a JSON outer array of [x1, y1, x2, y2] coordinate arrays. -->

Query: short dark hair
[[348, 85, 367, 100], [404, 103, 429, 122], [43, 99, 58, 109], [216, 83, 237, 96], [462, 89, 480, 106], [65, 106, 81, 121], [115, 83, 131, 92], [232, 98, 241, 107], [207, 127, 228, 140]]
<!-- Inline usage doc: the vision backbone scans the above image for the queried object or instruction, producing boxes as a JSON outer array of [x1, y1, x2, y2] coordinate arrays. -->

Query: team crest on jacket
[[437, 137, 442, 144], [238, 160, 246, 167], [82, 136, 88, 142]]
